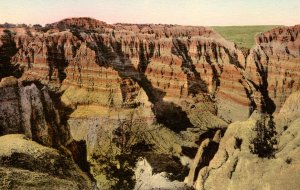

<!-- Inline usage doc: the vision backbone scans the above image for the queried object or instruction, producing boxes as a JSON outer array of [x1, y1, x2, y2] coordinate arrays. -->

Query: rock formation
[[0, 17, 299, 189], [192, 109, 300, 190], [0, 134, 94, 190], [0, 76, 95, 189]]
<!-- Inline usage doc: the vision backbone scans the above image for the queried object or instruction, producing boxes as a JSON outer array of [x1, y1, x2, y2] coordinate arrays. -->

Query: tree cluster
[[250, 115, 277, 158]]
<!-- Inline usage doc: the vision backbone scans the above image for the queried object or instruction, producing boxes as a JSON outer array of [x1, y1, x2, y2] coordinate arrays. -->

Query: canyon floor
[[0, 18, 299, 190]]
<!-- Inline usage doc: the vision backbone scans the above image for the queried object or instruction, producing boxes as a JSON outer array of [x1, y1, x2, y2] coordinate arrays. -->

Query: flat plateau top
[[212, 25, 281, 49]]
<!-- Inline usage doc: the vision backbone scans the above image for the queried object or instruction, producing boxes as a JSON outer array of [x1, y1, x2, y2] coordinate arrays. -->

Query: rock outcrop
[[188, 89, 300, 190], [0, 76, 65, 147], [0, 76, 95, 190], [134, 157, 191, 190], [0, 134, 93, 190], [47, 17, 111, 30], [191, 114, 300, 190]]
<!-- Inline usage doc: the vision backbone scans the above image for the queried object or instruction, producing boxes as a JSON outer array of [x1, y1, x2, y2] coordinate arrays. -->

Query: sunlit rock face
[[191, 94, 300, 190], [1, 18, 300, 190]]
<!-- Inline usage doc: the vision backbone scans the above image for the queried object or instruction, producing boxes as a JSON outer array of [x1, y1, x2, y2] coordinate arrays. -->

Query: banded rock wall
[[1, 18, 300, 189]]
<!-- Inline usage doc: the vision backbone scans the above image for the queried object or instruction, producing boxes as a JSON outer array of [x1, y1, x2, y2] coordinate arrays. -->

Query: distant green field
[[212, 25, 280, 49]]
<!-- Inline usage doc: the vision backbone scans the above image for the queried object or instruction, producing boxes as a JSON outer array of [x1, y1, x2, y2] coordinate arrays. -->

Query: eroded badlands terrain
[[0, 18, 299, 189]]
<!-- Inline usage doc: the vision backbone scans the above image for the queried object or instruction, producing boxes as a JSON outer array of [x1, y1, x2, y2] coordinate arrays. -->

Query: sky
[[0, 0, 299, 26]]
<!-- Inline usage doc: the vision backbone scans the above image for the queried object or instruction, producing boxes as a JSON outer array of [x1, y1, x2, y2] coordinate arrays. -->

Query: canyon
[[0, 17, 299, 190]]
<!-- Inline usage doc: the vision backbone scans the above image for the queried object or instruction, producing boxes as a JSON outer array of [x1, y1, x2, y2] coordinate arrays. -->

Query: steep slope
[[0, 134, 93, 190], [191, 116, 300, 190], [0, 76, 95, 189], [253, 25, 300, 112], [189, 91, 300, 190]]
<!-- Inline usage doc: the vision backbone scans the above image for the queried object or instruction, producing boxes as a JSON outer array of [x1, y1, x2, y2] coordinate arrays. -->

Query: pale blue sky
[[0, 0, 299, 26]]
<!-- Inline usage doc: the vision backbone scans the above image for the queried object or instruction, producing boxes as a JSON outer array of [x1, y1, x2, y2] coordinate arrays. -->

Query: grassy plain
[[212, 25, 280, 49]]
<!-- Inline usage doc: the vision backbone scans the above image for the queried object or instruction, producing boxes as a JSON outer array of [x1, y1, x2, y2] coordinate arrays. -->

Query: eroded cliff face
[[251, 25, 300, 113], [1, 18, 300, 190], [0, 76, 95, 190]]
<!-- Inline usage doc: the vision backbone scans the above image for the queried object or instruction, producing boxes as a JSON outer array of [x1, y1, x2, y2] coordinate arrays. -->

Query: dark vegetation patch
[[250, 115, 277, 158], [234, 137, 243, 150]]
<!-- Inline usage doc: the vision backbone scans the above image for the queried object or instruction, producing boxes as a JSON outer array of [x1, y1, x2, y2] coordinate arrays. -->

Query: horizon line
[[0, 17, 296, 27]]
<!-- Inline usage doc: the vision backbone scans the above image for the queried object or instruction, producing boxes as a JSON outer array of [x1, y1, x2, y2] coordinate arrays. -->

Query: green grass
[[212, 25, 281, 49]]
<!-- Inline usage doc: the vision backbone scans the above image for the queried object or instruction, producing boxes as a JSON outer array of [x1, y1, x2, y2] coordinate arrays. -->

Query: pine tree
[[250, 115, 277, 158]]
